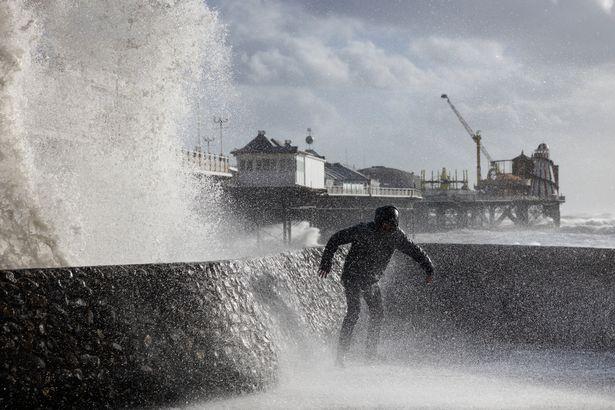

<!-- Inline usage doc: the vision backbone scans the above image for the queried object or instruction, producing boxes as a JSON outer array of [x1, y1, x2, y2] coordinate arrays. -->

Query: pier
[[180, 147, 233, 178], [213, 129, 564, 243], [180, 119, 561, 242]]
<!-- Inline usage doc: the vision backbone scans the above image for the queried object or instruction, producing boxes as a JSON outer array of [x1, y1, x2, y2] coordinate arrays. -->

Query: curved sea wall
[[0, 249, 345, 408], [1, 244, 614, 407], [386, 244, 615, 350]]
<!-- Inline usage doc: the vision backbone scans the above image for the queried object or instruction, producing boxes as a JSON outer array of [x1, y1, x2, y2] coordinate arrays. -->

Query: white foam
[[193, 360, 615, 409], [0, 1, 234, 268], [414, 214, 615, 249]]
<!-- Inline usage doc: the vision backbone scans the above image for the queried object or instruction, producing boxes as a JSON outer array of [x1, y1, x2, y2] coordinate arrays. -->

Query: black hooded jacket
[[319, 222, 434, 285]]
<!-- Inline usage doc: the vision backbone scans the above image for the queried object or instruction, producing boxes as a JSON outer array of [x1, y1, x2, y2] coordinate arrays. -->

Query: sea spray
[[0, 2, 66, 268], [1, 0, 234, 268]]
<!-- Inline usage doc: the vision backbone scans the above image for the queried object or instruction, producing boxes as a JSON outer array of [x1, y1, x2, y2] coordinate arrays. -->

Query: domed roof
[[533, 142, 550, 159], [537, 143, 549, 151]]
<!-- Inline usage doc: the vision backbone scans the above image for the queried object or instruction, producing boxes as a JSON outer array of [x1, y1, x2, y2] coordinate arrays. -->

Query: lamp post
[[213, 116, 228, 155], [203, 136, 214, 154]]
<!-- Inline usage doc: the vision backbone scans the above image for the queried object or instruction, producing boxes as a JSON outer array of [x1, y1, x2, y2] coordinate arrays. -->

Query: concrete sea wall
[[0, 249, 345, 408], [386, 244, 615, 350], [1, 244, 614, 407]]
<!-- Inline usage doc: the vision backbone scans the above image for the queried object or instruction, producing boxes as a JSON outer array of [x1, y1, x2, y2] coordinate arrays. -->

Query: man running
[[318, 205, 434, 366]]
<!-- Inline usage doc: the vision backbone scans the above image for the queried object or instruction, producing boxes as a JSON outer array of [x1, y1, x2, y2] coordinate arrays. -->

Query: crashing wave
[[560, 213, 615, 235], [1, 1, 234, 268]]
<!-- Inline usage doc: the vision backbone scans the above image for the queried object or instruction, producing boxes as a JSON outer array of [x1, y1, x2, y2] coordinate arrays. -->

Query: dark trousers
[[338, 280, 384, 358]]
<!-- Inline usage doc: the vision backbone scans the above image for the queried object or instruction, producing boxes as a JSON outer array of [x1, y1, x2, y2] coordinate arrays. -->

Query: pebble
[[5, 271, 16, 284]]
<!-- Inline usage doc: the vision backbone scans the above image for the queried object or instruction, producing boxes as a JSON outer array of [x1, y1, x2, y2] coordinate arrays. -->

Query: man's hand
[[318, 269, 330, 278], [425, 274, 433, 285]]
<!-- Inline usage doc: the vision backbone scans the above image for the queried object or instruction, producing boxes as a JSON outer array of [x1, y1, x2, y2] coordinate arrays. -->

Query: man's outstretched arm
[[395, 234, 435, 284], [318, 226, 357, 278]]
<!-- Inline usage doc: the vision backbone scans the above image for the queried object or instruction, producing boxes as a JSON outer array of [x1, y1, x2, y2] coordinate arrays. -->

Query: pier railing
[[326, 185, 422, 199], [180, 149, 232, 176]]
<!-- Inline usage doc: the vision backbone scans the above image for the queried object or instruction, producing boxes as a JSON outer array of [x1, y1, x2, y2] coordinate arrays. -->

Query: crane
[[441, 94, 495, 188]]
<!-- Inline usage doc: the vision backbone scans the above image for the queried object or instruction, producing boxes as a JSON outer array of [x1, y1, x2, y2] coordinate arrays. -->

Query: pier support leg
[[256, 222, 261, 246], [515, 203, 529, 226], [281, 201, 292, 245], [477, 207, 488, 227], [457, 207, 468, 228], [469, 207, 480, 228], [282, 219, 287, 244], [498, 207, 515, 225], [436, 207, 446, 230], [282, 217, 292, 245], [545, 204, 561, 227], [415, 207, 428, 231]]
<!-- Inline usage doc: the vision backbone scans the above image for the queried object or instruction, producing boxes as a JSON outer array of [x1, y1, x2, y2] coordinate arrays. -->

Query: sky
[[203, 0, 615, 214]]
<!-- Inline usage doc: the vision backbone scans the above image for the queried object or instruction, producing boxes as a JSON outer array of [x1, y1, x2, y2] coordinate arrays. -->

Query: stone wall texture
[[385, 244, 615, 350], [0, 248, 345, 408], [1, 243, 614, 407]]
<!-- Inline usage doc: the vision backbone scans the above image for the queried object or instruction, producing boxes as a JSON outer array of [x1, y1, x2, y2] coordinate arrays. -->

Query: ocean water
[[414, 213, 615, 249]]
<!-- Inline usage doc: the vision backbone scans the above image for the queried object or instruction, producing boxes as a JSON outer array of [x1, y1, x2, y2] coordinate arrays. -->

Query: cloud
[[213, 0, 435, 89], [595, 0, 614, 13], [212, 0, 361, 86], [206, 0, 615, 213], [269, 0, 615, 66], [410, 38, 511, 69], [241, 42, 350, 85], [340, 40, 429, 89]]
